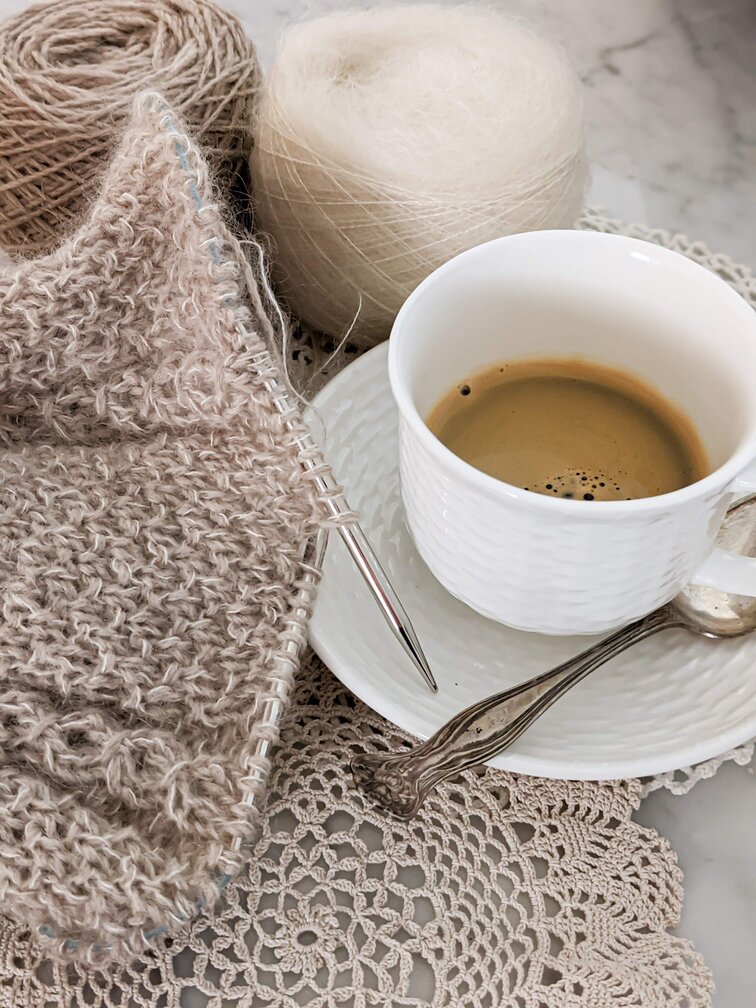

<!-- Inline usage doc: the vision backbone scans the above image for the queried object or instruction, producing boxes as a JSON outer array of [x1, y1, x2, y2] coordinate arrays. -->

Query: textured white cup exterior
[[390, 231, 756, 634]]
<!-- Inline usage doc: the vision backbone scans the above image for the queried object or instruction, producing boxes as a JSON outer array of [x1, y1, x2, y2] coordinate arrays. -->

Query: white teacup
[[389, 230, 756, 635]]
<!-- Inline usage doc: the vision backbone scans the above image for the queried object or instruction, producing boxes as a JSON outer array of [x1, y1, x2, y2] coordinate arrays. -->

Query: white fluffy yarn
[[250, 5, 587, 346]]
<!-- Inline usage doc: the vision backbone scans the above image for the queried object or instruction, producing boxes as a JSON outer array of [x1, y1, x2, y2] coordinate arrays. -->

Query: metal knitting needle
[[286, 427, 439, 693], [243, 242, 437, 694], [252, 348, 438, 694], [311, 469, 439, 694]]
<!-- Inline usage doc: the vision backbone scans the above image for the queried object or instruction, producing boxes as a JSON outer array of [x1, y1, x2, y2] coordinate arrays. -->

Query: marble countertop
[[0, 0, 754, 1003]]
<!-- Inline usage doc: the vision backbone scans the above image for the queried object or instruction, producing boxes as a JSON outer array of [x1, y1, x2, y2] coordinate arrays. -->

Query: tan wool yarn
[[0, 0, 260, 257], [250, 5, 587, 346], [0, 93, 331, 964]]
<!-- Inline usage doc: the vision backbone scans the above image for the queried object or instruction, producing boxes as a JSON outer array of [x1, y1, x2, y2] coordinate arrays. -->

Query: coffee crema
[[426, 357, 709, 501]]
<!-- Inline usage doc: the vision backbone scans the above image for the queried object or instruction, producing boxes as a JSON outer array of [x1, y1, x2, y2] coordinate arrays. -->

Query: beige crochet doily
[[1, 213, 751, 1005]]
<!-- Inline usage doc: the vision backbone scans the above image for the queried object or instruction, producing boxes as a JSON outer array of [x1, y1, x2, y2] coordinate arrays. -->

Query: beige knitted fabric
[[0, 94, 330, 962]]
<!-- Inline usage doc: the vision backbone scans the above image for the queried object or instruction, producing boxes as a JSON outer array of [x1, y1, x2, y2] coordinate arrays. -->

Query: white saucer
[[307, 343, 756, 780]]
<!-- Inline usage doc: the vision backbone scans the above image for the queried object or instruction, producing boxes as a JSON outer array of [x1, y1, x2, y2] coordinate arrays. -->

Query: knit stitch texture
[[0, 94, 329, 963]]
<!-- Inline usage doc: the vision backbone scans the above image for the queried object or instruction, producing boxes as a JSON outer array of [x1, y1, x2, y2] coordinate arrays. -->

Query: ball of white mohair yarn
[[251, 5, 587, 346]]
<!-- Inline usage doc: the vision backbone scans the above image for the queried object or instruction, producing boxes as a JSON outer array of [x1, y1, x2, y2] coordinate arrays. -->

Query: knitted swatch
[[0, 94, 330, 963]]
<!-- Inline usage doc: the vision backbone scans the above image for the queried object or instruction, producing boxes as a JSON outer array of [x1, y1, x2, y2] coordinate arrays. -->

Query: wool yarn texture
[[250, 5, 587, 346], [0, 93, 334, 964], [0, 0, 260, 257]]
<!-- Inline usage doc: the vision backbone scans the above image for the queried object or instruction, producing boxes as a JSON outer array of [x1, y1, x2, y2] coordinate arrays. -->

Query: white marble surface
[[1, 0, 754, 1003], [637, 762, 756, 1008]]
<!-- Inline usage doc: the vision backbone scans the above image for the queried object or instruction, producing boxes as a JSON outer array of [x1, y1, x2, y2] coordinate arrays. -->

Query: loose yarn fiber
[[0, 0, 260, 256], [251, 5, 587, 346]]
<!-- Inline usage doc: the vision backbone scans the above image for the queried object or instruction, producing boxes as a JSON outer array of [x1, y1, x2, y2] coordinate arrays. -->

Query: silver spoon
[[352, 496, 756, 819]]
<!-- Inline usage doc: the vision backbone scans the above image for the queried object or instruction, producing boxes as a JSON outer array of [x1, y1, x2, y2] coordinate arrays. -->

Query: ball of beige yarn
[[0, 0, 260, 257], [250, 5, 587, 346]]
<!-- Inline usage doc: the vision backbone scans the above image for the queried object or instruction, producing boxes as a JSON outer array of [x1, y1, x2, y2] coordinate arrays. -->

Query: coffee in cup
[[426, 357, 709, 502]]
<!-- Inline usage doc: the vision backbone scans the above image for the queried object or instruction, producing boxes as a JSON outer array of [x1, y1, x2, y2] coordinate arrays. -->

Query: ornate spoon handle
[[352, 606, 679, 819]]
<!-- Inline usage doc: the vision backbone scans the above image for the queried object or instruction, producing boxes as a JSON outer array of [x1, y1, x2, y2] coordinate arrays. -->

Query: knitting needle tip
[[398, 621, 438, 693]]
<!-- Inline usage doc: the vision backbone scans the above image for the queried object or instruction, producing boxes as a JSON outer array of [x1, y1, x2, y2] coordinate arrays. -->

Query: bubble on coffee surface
[[524, 468, 629, 501]]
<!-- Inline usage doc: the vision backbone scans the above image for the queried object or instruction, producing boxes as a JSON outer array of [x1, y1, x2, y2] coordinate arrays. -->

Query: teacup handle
[[690, 462, 756, 596]]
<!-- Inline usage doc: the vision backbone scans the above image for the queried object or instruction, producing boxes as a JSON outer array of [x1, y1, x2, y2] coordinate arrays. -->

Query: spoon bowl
[[672, 496, 756, 638]]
